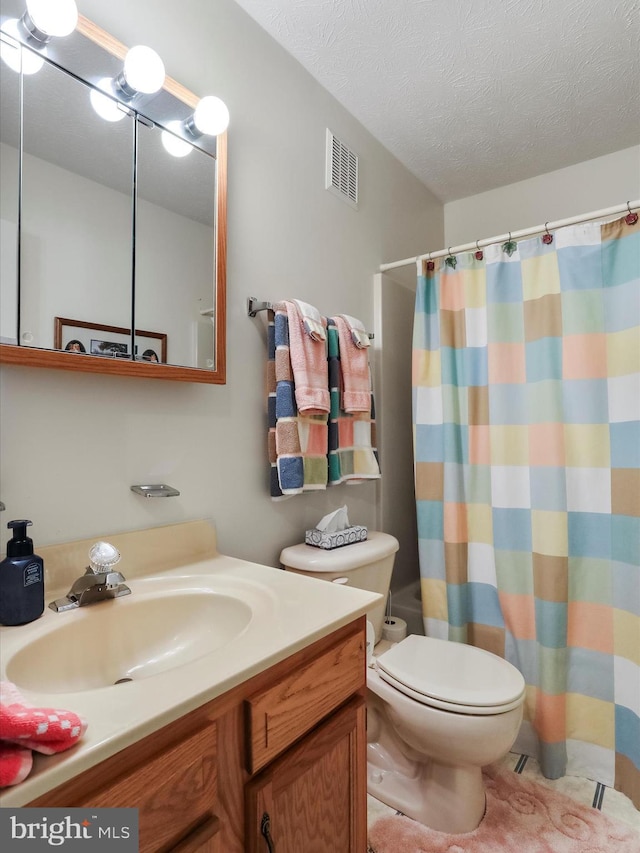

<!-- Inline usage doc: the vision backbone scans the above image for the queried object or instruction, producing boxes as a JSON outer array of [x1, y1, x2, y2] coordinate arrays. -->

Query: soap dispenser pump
[[0, 520, 45, 625]]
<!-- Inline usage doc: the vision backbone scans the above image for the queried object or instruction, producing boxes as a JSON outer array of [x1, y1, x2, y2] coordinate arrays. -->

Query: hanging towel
[[332, 315, 372, 412], [327, 320, 381, 485], [293, 299, 326, 342], [0, 681, 88, 787], [336, 313, 370, 349], [284, 301, 330, 414], [268, 305, 328, 498]]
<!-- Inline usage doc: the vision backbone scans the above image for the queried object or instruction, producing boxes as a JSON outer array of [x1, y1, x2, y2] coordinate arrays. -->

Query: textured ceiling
[[232, 0, 640, 201]]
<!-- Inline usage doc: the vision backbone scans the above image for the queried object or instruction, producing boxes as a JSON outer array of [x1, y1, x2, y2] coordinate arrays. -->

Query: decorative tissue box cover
[[305, 526, 368, 549]]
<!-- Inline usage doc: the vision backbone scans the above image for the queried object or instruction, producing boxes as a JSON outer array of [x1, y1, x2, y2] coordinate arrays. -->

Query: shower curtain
[[412, 215, 639, 807]]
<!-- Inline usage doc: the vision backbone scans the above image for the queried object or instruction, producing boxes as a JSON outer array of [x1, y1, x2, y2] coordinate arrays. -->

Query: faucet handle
[[88, 541, 121, 574]]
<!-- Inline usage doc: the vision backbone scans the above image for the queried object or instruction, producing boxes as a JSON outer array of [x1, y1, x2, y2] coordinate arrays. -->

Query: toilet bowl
[[280, 532, 526, 834]]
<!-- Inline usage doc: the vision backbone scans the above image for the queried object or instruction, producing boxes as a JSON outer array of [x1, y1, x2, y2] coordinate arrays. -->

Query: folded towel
[[0, 681, 88, 787], [284, 301, 330, 414], [293, 299, 326, 342], [332, 315, 372, 413], [327, 320, 381, 485], [336, 313, 370, 349], [268, 307, 328, 498]]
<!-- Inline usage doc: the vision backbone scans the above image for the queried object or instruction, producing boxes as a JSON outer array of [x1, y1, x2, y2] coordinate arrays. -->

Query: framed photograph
[[54, 318, 167, 363]]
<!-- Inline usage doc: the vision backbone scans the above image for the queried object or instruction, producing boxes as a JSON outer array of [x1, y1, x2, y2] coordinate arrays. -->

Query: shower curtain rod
[[379, 199, 640, 272]]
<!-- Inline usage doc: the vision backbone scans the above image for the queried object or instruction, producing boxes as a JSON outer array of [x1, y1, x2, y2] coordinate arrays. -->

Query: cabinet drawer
[[78, 721, 218, 853], [245, 629, 365, 773]]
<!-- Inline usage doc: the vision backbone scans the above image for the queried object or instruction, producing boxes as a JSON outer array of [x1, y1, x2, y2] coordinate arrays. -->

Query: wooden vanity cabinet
[[27, 618, 367, 853]]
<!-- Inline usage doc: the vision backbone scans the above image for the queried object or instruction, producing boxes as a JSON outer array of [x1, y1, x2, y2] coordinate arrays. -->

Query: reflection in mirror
[[0, 31, 20, 346], [21, 57, 134, 351], [136, 120, 216, 369], [0, 1, 227, 383]]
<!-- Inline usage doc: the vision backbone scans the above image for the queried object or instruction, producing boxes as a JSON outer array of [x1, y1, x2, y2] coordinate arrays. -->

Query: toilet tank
[[280, 532, 399, 644]]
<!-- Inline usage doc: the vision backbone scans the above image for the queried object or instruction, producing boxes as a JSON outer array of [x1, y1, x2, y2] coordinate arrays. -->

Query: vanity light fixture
[[89, 77, 128, 123], [113, 45, 165, 98], [161, 121, 193, 157], [22, 0, 78, 43], [0, 0, 77, 75], [185, 95, 230, 138]]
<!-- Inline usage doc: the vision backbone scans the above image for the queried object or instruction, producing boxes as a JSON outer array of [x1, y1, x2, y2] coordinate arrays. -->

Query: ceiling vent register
[[326, 129, 358, 209]]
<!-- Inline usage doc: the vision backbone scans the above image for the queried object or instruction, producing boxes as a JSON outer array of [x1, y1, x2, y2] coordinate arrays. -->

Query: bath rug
[[368, 763, 639, 852]]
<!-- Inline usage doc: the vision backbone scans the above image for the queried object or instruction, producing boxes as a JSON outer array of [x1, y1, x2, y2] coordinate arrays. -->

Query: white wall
[[445, 146, 640, 246], [0, 0, 442, 566]]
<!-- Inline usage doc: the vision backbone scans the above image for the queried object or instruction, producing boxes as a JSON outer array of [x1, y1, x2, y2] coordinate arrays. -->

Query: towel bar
[[247, 297, 374, 339]]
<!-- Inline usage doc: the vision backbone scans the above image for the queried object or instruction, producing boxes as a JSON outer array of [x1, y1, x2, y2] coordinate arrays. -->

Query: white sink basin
[[6, 589, 253, 693]]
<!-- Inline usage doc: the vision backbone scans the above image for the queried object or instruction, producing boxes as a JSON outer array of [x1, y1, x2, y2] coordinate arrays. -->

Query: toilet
[[280, 532, 526, 834]]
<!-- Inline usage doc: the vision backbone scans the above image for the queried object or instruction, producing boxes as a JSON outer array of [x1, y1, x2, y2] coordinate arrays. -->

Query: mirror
[[0, 2, 227, 383]]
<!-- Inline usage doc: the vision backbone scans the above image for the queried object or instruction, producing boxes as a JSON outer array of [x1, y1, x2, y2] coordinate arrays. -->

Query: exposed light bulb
[[0, 21, 44, 73], [161, 122, 193, 158], [25, 0, 78, 39], [193, 96, 229, 136], [90, 77, 126, 122], [122, 45, 165, 95]]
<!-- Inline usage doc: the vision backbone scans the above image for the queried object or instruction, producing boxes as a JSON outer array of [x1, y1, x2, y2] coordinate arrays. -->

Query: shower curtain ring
[[474, 239, 483, 260], [426, 251, 435, 272], [542, 221, 553, 244], [625, 201, 638, 225]]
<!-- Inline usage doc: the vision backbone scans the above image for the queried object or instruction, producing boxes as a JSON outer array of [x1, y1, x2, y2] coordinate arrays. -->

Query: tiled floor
[[367, 751, 640, 836]]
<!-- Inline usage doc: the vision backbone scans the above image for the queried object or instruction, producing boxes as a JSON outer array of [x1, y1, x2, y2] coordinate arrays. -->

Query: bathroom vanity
[[0, 521, 379, 852]]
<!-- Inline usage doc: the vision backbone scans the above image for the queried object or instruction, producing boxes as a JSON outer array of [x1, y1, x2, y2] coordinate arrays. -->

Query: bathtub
[[389, 579, 424, 636]]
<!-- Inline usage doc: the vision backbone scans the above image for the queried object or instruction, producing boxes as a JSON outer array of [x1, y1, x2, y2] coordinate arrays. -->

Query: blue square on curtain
[[505, 636, 539, 686], [612, 515, 640, 565], [611, 560, 640, 615], [604, 279, 640, 333], [489, 384, 529, 425], [567, 648, 614, 701], [446, 583, 469, 628], [418, 538, 446, 579], [534, 599, 567, 649], [416, 500, 444, 539], [492, 508, 532, 551], [415, 277, 439, 314], [414, 309, 440, 350], [602, 230, 640, 288], [530, 466, 567, 511], [557, 244, 602, 291], [441, 346, 467, 386], [415, 424, 444, 462], [462, 347, 488, 386], [610, 422, 640, 467], [486, 261, 523, 303], [615, 704, 640, 765], [563, 379, 609, 424], [443, 422, 469, 464], [526, 337, 563, 382], [568, 512, 612, 559], [468, 582, 505, 628], [443, 462, 466, 501]]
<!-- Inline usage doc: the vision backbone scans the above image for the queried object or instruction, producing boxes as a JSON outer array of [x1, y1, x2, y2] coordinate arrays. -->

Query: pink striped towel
[[333, 315, 372, 412], [284, 300, 330, 414]]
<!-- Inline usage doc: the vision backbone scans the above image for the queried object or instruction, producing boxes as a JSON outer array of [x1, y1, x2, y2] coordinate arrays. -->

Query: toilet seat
[[375, 634, 525, 715]]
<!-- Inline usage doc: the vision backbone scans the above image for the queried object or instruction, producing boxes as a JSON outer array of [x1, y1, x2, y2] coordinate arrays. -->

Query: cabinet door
[[246, 697, 367, 853]]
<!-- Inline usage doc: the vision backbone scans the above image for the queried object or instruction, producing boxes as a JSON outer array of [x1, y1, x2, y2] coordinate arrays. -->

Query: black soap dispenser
[[0, 520, 45, 625]]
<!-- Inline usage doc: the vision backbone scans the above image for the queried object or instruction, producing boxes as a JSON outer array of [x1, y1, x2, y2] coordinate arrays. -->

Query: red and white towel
[[0, 681, 87, 787]]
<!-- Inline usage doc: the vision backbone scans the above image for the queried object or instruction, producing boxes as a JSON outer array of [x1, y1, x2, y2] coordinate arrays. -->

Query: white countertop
[[0, 547, 380, 806]]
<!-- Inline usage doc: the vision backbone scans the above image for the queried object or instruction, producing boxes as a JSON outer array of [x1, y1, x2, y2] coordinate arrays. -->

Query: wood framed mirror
[[0, 9, 226, 384]]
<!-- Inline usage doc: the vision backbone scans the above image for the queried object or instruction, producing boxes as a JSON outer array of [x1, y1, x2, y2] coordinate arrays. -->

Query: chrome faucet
[[49, 541, 131, 612]]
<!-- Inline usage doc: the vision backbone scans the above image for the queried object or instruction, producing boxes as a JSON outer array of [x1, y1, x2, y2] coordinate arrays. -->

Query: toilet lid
[[376, 634, 525, 714]]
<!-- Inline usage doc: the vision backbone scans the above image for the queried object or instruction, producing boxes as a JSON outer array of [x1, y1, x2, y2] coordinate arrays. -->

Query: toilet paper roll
[[382, 617, 407, 643]]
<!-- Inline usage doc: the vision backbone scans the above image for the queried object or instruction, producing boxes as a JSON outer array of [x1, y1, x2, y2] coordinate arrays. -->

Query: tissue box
[[305, 526, 368, 550]]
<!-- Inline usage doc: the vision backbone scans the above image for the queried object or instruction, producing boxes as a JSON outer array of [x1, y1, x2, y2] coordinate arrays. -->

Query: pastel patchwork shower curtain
[[412, 215, 639, 806]]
